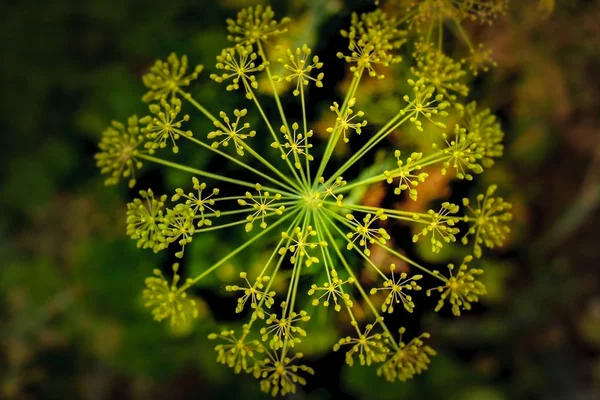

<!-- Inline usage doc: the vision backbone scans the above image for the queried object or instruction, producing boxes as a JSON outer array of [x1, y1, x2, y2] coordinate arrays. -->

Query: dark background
[[1, 0, 599, 399]]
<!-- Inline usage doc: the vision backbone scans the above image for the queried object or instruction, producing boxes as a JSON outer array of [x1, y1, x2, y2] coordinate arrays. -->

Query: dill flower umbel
[[95, 2, 512, 395]]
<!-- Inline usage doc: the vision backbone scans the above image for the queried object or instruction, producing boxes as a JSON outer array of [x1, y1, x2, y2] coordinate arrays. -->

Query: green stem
[[300, 84, 312, 186], [313, 68, 364, 190], [183, 135, 297, 193], [376, 242, 445, 282], [329, 202, 417, 219], [317, 211, 399, 350], [177, 87, 301, 193], [257, 41, 310, 192], [323, 210, 388, 280], [138, 153, 292, 195], [245, 211, 304, 333], [195, 208, 296, 233], [184, 207, 301, 288], [247, 86, 304, 189], [283, 210, 309, 317], [325, 110, 411, 187], [438, 16, 443, 51], [177, 88, 219, 123], [240, 140, 300, 192], [313, 212, 360, 335], [197, 201, 296, 219], [452, 16, 475, 52]]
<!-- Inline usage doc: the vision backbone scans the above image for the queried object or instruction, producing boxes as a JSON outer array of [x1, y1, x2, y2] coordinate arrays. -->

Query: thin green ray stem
[[409, 153, 450, 169], [322, 209, 446, 282], [182, 135, 297, 193], [336, 174, 388, 193], [246, 85, 304, 189], [438, 15, 443, 51], [283, 209, 309, 317], [323, 210, 388, 281], [212, 196, 252, 202], [178, 89, 219, 123], [313, 68, 364, 190], [182, 207, 301, 289], [317, 211, 399, 350], [300, 84, 312, 185], [177, 87, 299, 193], [376, 242, 445, 282], [258, 210, 304, 280], [281, 210, 309, 358], [324, 109, 411, 187], [257, 41, 310, 192], [195, 207, 296, 233], [321, 208, 389, 280], [426, 15, 436, 44], [313, 213, 360, 335], [244, 211, 304, 334], [333, 148, 449, 194], [197, 201, 297, 218], [394, 9, 417, 27], [326, 202, 418, 219], [138, 153, 294, 196], [452, 16, 475, 52], [239, 140, 300, 192]]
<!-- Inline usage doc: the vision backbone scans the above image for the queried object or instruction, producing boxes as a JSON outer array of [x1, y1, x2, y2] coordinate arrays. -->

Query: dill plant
[[95, 1, 512, 396]]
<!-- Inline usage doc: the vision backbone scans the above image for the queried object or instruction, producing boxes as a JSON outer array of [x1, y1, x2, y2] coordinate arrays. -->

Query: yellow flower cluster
[[95, 1, 512, 396]]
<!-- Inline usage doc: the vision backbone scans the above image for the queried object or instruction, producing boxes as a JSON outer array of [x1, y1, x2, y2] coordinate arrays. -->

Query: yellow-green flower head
[[226, 272, 276, 319], [210, 46, 265, 98], [337, 10, 405, 79], [384, 151, 429, 200], [334, 317, 389, 366], [140, 98, 191, 154], [255, 352, 314, 397], [405, 0, 508, 27], [427, 255, 487, 316], [355, 9, 406, 51], [208, 109, 256, 156], [238, 183, 285, 232], [316, 176, 346, 207], [158, 204, 195, 258], [370, 264, 423, 313], [143, 263, 198, 327], [126, 189, 167, 253], [308, 269, 355, 312], [462, 185, 512, 258], [401, 78, 450, 131], [462, 43, 497, 76], [279, 225, 327, 267], [95, 115, 146, 188], [327, 98, 367, 143], [273, 45, 324, 96], [440, 125, 485, 180], [377, 328, 436, 382], [260, 305, 310, 350], [208, 327, 265, 374], [271, 123, 314, 170], [171, 177, 221, 228], [226, 5, 290, 46], [412, 47, 469, 102], [457, 101, 504, 168], [345, 209, 391, 257], [412, 202, 461, 253], [142, 53, 203, 103]]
